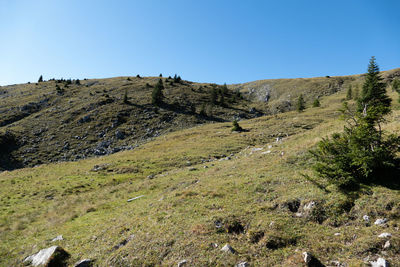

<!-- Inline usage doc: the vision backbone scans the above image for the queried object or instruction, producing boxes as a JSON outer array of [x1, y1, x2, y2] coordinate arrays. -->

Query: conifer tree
[[152, 79, 164, 106], [357, 56, 391, 121], [38, 75, 43, 82], [312, 98, 320, 107], [211, 88, 217, 105], [346, 85, 352, 100], [123, 89, 129, 104], [296, 94, 305, 112], [311, 57, 399, 190], [231, 120, 243, 132]]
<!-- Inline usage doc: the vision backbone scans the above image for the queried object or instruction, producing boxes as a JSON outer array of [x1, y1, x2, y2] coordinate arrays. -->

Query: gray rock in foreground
[[24, 246, 69, 266], [74, 259, 93, 267], [221, 244, 235, 254], [370, 257, 389, 267]]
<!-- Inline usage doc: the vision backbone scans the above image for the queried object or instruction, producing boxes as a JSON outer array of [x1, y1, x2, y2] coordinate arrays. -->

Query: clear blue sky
[[0, 0, 399, 86]]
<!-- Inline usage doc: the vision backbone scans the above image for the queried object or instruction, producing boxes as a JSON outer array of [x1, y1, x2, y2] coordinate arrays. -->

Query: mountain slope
[[1, 84, 399, 266], [0, 76, 264, 170], [232, 68, 400, 113]]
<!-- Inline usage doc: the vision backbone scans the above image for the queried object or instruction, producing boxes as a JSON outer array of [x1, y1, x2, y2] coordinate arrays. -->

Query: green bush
[[232, 120, 243, 132]]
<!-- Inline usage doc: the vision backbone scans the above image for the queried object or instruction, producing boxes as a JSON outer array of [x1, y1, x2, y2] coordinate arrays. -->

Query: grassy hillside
[[231, 68, 400, 113], [0, 76, 265, 171], [1, 82, 399, 266]]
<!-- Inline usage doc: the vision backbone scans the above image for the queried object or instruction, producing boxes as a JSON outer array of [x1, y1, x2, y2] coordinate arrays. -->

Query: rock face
[[24, 246, 69, 266]]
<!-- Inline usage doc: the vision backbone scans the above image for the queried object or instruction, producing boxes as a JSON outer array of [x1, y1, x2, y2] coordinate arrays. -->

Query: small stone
[[51, 235, 63, 242], [370, 257, 389, 267], [374, 218, 388, 225], [235, 262, 250, 267], [188, 167, 197, 171], [74, 259, 93, 267], [334, 232, 341, 236], [147, 174, 155, 179], [384, 240, 391, 249], [24, 246, 69, 266], [363, 215, 370, 223], [378, 232, 392, 238], [177, 259, 187, 267], [221, 244, 235, 254]]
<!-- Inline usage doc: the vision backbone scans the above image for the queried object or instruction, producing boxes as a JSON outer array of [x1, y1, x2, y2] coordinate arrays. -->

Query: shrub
[[312, 98, 320, 107], [232, 120, 243, 132]]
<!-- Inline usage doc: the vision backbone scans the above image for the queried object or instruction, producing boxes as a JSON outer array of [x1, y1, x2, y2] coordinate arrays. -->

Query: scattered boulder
[[24, 246, 69, 266], [91, 164, 110, 172], [363, 215, 370, 223], [302, 252, 325, 267], [51, 235, 63, 242], [369, 257, 389, 267], [235, 262, 250, 267], [74, 259, 93, 267], [177, 259, 187, 267], [221, 244, 235, 254], [378, 233, 392, 238], [384, 240, 391, 249], [374, 218, 388, 225]]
